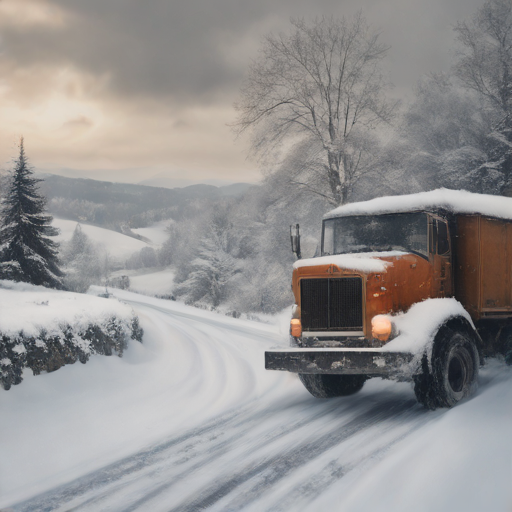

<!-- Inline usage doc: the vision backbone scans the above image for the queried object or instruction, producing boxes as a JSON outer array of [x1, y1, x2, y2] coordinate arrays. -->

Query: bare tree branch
[[233, 15, 394, 205]]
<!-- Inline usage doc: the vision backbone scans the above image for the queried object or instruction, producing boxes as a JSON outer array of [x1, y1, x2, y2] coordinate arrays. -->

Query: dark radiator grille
[[300, 278, 363, 331]]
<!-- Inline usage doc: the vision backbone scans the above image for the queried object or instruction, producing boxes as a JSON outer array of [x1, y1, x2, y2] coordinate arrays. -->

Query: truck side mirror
[[290, 224, 302, 259]]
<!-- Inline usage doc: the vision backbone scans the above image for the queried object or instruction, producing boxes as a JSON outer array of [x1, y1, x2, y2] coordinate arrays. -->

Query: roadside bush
[[0, 316, 143, 390]]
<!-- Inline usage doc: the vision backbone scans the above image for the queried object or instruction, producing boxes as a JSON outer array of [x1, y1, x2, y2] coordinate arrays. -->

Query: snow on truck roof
[[324, 188, 512, 221]]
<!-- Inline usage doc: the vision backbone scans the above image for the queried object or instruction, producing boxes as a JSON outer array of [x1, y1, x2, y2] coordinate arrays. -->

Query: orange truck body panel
[[292, 213, 512, 339], [454, 215, 512, 320]]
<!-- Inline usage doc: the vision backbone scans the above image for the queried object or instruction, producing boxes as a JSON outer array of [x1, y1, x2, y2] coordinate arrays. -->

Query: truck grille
[[300, 277, 363, 331]]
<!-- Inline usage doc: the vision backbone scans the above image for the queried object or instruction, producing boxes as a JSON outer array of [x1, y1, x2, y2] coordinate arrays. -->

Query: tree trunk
[[327, 150, 344, 205], [499, 114, 512, 196]]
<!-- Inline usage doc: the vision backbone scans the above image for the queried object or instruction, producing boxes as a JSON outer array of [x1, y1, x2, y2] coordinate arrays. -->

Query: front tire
[[299, 373, 366, 398], [414, 330, 479, 409]]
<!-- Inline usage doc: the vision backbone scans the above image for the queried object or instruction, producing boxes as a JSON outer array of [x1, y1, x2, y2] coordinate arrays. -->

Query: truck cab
[[266, 190, 512, 408]]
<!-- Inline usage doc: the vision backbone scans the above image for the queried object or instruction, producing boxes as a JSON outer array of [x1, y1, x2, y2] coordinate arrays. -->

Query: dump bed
[[455, 215, 512, 320]]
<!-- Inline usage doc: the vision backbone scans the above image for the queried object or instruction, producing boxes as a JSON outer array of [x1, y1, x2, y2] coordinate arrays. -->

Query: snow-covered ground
[[127, 268, 175, 296], [131, 220, 172, 246], [0, 281, 135, 338], [53, 218, 175, 296], [52, 218, 150, 259], [1, 290, 510, 511]]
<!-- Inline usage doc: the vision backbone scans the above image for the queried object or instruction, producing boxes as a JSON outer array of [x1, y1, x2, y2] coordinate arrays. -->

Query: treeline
[[39, 175, 251, 230]]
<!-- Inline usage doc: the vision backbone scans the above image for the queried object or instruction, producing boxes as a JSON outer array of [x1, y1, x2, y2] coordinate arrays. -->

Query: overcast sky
[[0, 0, 484, 187]]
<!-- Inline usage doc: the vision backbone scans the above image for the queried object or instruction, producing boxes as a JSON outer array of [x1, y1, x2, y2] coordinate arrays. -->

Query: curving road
[[8, 294, 510, 512]]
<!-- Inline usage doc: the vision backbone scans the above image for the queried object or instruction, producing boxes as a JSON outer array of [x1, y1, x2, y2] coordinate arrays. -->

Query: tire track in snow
[[9, 299, 434, 512], [11, 394, 425, 512]]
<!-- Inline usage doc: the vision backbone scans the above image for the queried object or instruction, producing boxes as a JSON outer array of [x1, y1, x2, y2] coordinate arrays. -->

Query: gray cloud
[[1, 0, 485, 106], [0, 0, 489, 185]]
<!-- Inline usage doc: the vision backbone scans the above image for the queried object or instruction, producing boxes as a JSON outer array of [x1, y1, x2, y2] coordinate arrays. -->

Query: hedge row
[[0, 315, 143, 390]]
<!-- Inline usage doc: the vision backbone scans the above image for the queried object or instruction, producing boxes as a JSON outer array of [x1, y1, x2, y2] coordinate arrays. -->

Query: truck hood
[[293, 251, 408, 274]]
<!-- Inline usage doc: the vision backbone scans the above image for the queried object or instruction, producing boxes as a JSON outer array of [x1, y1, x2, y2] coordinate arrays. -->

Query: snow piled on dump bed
[[325, 188, 512, 220], [0, 280, 134, 337], [293, 251, 406, 273]]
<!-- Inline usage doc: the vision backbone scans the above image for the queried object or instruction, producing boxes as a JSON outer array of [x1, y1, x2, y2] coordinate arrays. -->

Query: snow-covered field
[[53, 218, 175, 296], [1, 290, 510, 512], [131, 220, 172, 246], [52, 218, 150, 259], [127, 268, 175, 296]]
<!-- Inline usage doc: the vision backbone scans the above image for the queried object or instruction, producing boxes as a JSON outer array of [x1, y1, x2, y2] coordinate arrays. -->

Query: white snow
[[131, 220, 172, 246], [0, 290, 285, 508], [325, 188, 512, 220], [0, 280, 134, 337], [310, 359, 512, 512], [52, 218, 150, 259], [383, 298, 474, 354], [0, 290, 510, 511], [127, 268, 175, 296], [293, 251, 406, 273]]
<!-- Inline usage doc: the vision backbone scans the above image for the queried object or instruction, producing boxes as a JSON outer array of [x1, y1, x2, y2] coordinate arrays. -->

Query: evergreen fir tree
[[0, 138, 63, 288]]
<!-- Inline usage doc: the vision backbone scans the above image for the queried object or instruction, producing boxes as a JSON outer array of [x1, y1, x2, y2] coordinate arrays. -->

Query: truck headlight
[[371, 315, 393, 342], [290, 319, 302, 337]]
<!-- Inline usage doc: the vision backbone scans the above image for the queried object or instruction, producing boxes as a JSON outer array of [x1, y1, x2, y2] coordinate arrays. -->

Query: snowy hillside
[[1, 290, 510, 511], [131, 220, 172, 246], [53, 218, 151, 259], [52, 217, 175, 297]]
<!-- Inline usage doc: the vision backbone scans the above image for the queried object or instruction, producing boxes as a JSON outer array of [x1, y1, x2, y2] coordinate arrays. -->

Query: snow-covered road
[[2, 292, 511, 511]]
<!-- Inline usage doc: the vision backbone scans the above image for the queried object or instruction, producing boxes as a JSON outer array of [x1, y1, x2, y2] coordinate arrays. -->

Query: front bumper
[[265, 348, 414, 379]]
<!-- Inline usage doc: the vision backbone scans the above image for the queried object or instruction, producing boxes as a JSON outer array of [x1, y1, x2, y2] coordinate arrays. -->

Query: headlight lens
[[372, 315, 392, 342]]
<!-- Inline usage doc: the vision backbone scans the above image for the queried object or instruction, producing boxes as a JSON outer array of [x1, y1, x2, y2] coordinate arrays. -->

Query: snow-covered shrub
[[61, 224, 103, 292], [126, 246, 158, 270], [0, 281, 143, 390]]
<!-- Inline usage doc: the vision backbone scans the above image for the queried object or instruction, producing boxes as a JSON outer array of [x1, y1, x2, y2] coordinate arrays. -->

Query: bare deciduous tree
[[454, 0, 512, 191], [234, 14, 396, 205]]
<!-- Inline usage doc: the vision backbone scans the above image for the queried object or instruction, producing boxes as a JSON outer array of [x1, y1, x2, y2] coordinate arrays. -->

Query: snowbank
[[0, 281, 142, 390], [293, 251, 405, 273], [325, 188, 512, 220]]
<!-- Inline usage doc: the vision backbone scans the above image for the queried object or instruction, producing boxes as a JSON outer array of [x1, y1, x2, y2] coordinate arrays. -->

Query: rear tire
[[414, 330, 479, 409], [299, 373, 366, 398]]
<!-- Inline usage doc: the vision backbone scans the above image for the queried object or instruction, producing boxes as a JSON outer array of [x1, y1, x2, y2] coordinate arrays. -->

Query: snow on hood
[[324, 188, 512, 220], [293, 251, 406, 274]]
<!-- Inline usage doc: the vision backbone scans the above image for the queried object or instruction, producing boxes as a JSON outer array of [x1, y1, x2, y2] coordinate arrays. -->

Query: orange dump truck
[[265, 189, 512, 408]]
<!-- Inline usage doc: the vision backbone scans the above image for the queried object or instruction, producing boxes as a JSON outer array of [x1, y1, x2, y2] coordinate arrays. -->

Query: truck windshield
[[322, 212, 428, 257]]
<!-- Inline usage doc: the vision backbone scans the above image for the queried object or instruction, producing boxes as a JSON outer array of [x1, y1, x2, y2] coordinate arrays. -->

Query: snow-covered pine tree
[[0, 138, 63, 288], [62, 224, 102, 292]]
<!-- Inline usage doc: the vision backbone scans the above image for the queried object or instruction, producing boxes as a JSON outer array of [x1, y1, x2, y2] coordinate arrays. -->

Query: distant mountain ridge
[[37, 173, 254, 230]]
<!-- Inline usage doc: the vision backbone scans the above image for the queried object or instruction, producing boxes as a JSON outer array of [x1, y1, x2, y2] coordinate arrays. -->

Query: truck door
[[430, 216, 453, 297]]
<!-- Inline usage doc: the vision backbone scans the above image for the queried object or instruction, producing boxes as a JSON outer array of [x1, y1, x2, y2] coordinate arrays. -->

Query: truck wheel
[[298, 373, 366, 398], [414, 330, 479, 409]]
